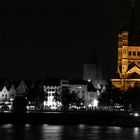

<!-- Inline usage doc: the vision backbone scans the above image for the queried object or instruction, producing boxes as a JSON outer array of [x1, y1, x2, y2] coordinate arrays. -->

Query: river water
[[0, 124, 140, 140]]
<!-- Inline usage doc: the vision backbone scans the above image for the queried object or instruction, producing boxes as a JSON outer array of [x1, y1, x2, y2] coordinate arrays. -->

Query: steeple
[[88, 40, 97, 64], [128, 0, 138, 45], [131, 0, 135, 7], [120, 21, 128, 33], [118, 22, 129, 48]]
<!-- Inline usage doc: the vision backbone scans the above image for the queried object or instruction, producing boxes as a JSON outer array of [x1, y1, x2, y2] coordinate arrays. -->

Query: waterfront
[[0, 124, 140, 140]]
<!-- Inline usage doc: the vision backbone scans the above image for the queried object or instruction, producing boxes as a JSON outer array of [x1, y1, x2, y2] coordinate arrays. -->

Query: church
[[111, 1, 140, 91]]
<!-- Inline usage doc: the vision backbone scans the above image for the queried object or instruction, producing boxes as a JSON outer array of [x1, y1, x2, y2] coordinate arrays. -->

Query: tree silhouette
[[98, 81, 124, 108], [27, 85, 44, 110], [12, 96, 28, 113], [54, 87, 84, 111], [124, 86, 140, 111]]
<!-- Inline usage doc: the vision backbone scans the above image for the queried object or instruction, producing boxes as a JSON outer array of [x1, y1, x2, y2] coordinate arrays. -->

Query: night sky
[[0, 0, 140, 80]]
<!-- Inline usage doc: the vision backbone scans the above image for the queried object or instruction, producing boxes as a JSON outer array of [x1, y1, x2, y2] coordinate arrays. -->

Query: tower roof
[[119, 0, 140, 46], [120, 21, 128, 33], [128, 0, 139, 45]]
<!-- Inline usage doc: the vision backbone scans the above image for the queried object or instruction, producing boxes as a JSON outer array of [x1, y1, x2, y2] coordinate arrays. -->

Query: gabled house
[[0, 86, 10, 102], [16, 80, 28, 96], [9, 84, 17, 101]]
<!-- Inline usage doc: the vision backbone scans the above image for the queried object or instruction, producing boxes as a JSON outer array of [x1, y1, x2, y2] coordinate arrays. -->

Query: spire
[[88, 40, 97, 64], [128, 0, 138, 45], [120, 21, 128, 33], [89, 49, 97, 64], [131, 0, 135, 7]]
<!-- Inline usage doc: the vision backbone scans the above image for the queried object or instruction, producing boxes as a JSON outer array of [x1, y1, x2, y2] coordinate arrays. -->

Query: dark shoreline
[[0, 111, 139, 127]]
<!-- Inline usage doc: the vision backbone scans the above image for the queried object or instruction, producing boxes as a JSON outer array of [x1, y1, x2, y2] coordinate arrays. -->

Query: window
[[133, 51, 136, 56], [137, 51, 140, 56], [128, 51, 131, 56]]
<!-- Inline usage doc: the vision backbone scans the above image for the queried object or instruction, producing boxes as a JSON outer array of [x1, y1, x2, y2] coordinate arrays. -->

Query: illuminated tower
[[112, 0, 140, 90], [117, 23, 129, 78]]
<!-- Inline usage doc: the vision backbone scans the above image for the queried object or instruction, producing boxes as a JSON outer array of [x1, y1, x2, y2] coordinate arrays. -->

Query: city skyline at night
[[1, 0, 139, 81]]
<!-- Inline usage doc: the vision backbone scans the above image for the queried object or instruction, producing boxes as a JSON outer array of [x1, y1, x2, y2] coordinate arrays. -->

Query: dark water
[[0, 124, 140, 140]]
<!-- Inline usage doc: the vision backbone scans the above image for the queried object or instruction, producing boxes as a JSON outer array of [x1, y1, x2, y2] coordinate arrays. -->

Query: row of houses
[[0, 78, 106, 110], [0, 80, 29, 102]]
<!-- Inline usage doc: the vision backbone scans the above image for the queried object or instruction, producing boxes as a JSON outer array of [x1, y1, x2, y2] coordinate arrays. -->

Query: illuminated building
[[86, 82, 100, 108], [43, 85, 61, 110], [112, 1, 140, 91], [69, 79, 100, 108], [9, 84, 16, 101], [43, 78, 61, 110], [0, 86, 10, 102], [0, 80, 14, 102]]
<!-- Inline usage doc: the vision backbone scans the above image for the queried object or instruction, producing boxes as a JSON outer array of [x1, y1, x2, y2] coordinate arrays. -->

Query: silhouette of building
[[112, 1, 140, 91], [83, 46, 106, 90], [83, 49, 98, 83]]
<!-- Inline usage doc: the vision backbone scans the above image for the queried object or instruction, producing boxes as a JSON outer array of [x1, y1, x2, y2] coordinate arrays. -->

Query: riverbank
[[0, 111, 136, 126]]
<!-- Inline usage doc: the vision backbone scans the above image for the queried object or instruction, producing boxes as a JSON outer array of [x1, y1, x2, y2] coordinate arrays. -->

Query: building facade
[[43, 85, 61, 110]]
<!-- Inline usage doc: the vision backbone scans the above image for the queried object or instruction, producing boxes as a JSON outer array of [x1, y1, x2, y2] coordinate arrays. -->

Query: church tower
[[112, 0, 140, 91], [117, 23, 129, 78]]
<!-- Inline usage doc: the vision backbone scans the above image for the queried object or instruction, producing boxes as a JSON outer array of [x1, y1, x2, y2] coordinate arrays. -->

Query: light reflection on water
[[133, 127, 140, 139], [41, 125, 63, 140], [0, 124, 140, 140]]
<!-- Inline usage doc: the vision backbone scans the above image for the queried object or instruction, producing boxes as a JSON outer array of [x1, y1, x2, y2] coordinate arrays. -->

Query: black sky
[[0, 0, 139, 80]]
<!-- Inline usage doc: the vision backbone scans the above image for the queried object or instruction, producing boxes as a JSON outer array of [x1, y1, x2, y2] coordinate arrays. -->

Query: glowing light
[[1, 124, 13, 128], [25, 124, 30, 128], [88, 104, 92, 107], [88, 79, 91, 82], [93, 99, 98, 107], [133, 127, 140, 137], [78, 124, 85, 129], [133, 113, 139, 117]]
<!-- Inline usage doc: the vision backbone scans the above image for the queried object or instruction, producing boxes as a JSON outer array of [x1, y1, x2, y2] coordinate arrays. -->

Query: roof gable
[[9, 84, 16, 92], [17, 80, 28, 91], [1, 86, 8, 93], [126, 65, 140, 75]]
